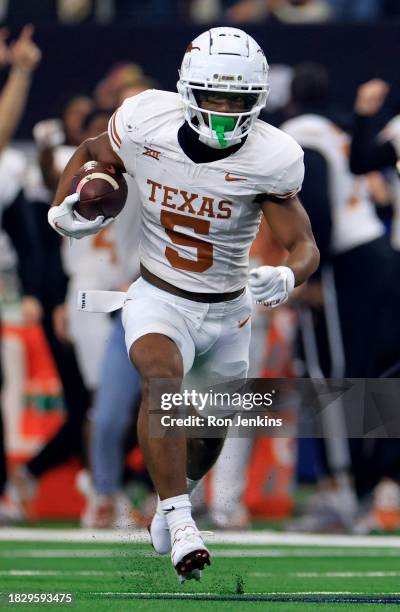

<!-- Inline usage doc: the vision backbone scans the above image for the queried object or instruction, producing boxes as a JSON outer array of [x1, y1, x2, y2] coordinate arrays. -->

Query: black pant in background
[[334, 237, 400, 498], [302, 237, 400, 497], [27, 307, 91, 478], [333, 235, 398, 378]]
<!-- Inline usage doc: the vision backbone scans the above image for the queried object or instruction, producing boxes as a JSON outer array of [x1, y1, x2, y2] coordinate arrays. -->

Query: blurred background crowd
[[1, 4, 400, 537], [1, 0, 400, 25]]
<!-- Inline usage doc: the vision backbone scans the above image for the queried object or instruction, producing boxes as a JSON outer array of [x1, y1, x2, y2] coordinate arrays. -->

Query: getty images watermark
[[156, 387, 284, 431], [150, 377, 400, 439]]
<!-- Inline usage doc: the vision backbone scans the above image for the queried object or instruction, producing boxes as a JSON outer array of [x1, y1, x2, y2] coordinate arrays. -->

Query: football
[[71, 160, 128, 220]]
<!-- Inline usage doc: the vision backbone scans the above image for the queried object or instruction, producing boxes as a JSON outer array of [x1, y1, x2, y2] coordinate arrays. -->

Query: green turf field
[[1, 531, 400, 610]]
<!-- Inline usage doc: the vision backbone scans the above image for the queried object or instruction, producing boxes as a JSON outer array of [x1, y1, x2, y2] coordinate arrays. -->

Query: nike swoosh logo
[[163, 506, 176, 513], [238, 315, 251, 328], [225, 173, 247, 182]]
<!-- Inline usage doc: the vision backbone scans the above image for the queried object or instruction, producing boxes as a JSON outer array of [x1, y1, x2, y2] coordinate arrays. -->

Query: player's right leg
[[130, 333, 210, 579], [122, 280, 210, 579], [130, 333, 187, 500]]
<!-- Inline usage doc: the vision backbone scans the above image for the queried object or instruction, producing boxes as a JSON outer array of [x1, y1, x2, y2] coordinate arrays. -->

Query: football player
[[47, 27, 319, 580]]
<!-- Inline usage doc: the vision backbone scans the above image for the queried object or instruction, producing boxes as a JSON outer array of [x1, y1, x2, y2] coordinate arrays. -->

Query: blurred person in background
[[281, 63, 395, 533], [59, 108, 119, 394], [349, 79, 400, 532], [37, 96, 93, 193], [9, 95, 94, 515], [0, 26, 42, 151], [0, 25, 41, 522], [79, 173, 144, 529], [284, 65, 393, 378], [93, 63, 155, 110], [350, 79, 400, 371]]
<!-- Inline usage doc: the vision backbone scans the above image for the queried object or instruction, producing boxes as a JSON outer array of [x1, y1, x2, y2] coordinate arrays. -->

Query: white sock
[[160, 494, 195, 536], [156, 479, 199, 517]]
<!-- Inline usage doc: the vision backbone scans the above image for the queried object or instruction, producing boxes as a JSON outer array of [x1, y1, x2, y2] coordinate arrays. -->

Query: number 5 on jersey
[[160, 211, 213, 273]]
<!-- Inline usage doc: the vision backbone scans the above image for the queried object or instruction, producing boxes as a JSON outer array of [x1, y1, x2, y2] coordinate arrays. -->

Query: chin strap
[[210, 115, 236, 148]]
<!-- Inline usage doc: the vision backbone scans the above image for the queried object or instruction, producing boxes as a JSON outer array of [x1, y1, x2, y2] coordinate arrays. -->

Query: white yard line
[[0, 570, 145, 576], [0, 549, 138, 558], [0, 569, 202, 577], [0, 528, 149, 544], [91, 591, 400, 597], [3, 528, 400, 547], [250, 571, 400, 578], [1, 547, 400, 559], [3, 569, 400, 579], [1, 546, 400, 559]]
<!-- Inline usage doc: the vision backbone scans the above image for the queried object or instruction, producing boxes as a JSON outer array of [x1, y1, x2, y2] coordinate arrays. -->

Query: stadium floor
[[1, 529, 400, 610]]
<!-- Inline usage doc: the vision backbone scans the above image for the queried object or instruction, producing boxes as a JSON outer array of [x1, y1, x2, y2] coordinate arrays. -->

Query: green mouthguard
[[211, 115, 236, 148]]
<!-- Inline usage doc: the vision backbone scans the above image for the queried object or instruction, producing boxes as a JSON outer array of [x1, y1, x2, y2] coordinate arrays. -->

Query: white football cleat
[[148, 512, 171, 554], [171, 524, 210, 580]]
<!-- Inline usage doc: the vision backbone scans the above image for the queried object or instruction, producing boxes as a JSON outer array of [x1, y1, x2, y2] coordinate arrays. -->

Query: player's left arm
[[249, 195, 320, 308]]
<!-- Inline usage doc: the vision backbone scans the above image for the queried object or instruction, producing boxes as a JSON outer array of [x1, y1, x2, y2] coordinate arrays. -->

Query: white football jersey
[[282, 114, 384, 254], [379, 115, 400, 249], [58, 145, 141, 288], [108, 89, 304, 293]]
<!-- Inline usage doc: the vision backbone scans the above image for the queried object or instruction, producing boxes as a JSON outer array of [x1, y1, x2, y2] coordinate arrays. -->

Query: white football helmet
[[177, 27, 270, 149]]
